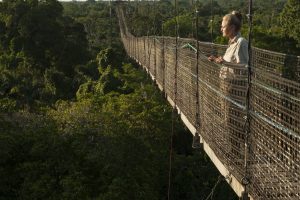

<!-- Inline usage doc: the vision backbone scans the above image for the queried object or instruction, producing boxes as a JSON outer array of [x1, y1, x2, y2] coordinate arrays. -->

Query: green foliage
[[43, 68, 73, 100], [62, 1, 122, 56], [280, 0, 300, 47], [163, 14, 193, 38], [125, 1, 173, 36], [95, 66, 122, 95], [76, 80, 95, 100], [0, 54, 237, 200], [96, 48, 123, 71], [75, 48, 126, 100], [0, 97, 17, 112], [0, 0, 94, 108]]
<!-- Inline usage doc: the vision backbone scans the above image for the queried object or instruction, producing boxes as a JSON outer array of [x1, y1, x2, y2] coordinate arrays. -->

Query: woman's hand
[[208, 56, 224, 63], [215, 56, 224, 63], [208, 55, 216, 61]]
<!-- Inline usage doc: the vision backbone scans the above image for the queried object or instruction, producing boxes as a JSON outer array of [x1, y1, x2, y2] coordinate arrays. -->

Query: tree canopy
[[280, 0, 300, 47], [0, 1, 238, 200]]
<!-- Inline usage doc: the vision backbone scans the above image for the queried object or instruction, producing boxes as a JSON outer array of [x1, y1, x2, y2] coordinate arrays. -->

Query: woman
[[208, 11, 249, 162]]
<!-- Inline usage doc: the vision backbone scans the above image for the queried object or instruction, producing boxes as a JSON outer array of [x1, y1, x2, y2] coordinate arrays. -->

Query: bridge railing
[[118, 7, 300, 200]]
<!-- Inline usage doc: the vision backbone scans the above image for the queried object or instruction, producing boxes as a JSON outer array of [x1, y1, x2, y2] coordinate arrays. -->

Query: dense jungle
[[0, 0, 299, 199]]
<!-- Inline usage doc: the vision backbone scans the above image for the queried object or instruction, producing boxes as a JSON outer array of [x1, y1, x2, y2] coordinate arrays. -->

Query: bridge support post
[[192, 133, 202, 149], [240, 191, 250, 200]]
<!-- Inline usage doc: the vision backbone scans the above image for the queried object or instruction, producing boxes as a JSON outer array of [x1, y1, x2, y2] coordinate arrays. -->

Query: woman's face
[[221, 18, 235, 38]]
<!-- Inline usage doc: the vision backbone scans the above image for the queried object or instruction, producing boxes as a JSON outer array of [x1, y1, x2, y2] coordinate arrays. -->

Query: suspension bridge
[[116, 3, 299, 200]]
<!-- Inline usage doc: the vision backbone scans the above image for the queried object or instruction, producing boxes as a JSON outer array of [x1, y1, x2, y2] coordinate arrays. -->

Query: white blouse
[[223, 33, 248, 64]]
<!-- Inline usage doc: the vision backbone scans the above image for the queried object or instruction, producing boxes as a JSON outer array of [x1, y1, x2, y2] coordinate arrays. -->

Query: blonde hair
[[223, 11, 243, 32]]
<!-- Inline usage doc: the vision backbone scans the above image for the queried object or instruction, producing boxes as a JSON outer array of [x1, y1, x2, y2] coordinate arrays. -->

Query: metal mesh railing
[[118, 7, 300, 200]]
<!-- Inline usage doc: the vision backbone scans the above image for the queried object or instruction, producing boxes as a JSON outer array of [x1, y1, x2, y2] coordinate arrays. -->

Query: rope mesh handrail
[[117, 6, 300, 200]]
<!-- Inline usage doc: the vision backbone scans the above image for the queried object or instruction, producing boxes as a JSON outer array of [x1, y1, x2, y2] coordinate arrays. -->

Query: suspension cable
[[174, 0, 179, 104], [196, 4, 200, 128], [147, 1, 151, 71], [209, 0, 215, 56], [241, 0, 253, 199], [162, 22, 166, 93], [133, 1, 137, 60], [202, 175, 224, 200], [109, 0, 112, 47], [191, 0, 195, 38], [210, 0, 214, 43], [154, 37, 157, 80], [143, 36, 146, 65], [193, 6, 202, 149], [167, 1, 179, 199], [153, 1, 157, 79]]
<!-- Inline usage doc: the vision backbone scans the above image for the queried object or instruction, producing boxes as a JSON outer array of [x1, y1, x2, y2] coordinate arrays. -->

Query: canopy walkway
[[117, 6, 299, 200]]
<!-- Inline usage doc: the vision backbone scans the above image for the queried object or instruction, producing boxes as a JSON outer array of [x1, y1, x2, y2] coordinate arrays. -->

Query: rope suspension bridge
[[116, 3, 299, 200]]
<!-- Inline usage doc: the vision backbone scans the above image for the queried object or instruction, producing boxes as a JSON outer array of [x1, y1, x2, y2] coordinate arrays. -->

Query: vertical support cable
[[174, 0, 179, 106], [109, 0, 112, 47], [162, 22, 166, 93], [154, 37, 157, 80], [241, 1, 253, 200], [196, 2, 200, 121], [138, 38, 139, 61], [147, 35, 150, 70], [168, 1, 179, 200], [210, 0, 214, 43], [192, 8, 202, 149], [135, 37, 137, 60], [209, 0, 215, 56], [133, 36, 135, 58], [191, 0, 195, 38], [153, 0, 157, 80], [147, 1, 151, 71], [143, 37, 146, 66]]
